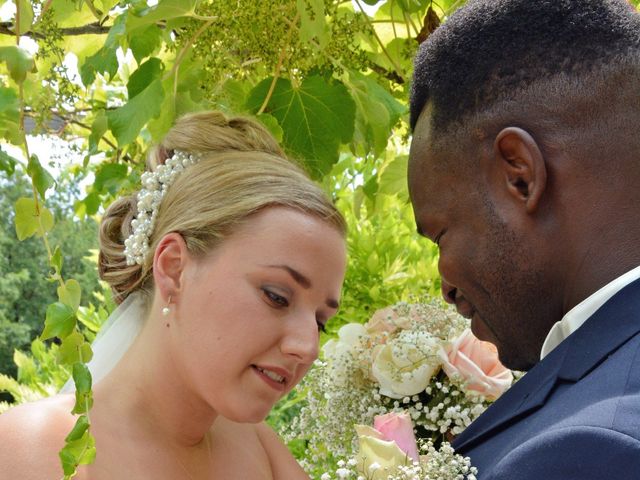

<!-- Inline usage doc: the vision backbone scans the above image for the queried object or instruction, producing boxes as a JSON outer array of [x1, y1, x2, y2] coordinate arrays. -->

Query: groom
[[407, 0, 640, 478]]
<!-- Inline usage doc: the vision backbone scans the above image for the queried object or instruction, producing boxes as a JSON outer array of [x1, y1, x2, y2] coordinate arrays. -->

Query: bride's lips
[[251, 365, 290, 392]]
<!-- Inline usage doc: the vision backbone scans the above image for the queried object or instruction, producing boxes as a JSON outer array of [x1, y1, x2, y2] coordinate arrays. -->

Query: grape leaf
[[80, 45, 118, 86], [348, 73, 406, 156], [58, 279, 82, 311], [79, 14, 127, 85], [247, 75, 356, 178], [88, 110, 108, 156], [65, 415, 90, 443], [0, 86, 21, 144], [51, 246, 63, 275], [41, 302, 76, 340], [378, 154, 409, 197], [127, 58, 163, 99], [14, 197, 54, 240], [27, 154, 55, 199], [16, 0, 33, 35], [107, 79, 164, 146], [59, 428, 96, 475], [94, 162, 128, 194], [129, 25, 163, 64], [0, 146, 18, 174], [58, 331, 93, 365], [126, 0, 197, 31], [0, 46, 36, 83], [297, 0, 329, 48]]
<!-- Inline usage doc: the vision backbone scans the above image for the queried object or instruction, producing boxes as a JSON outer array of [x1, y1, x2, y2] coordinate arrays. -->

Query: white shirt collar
[[540, 264, 640, 360]]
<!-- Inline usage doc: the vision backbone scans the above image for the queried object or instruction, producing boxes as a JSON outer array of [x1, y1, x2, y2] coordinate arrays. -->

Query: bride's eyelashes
[[261, 287, 289, 307], [261, 286, 328, 333]]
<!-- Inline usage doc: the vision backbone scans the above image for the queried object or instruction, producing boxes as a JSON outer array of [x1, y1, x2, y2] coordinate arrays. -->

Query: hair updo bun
[[98, 110, 346, 303]]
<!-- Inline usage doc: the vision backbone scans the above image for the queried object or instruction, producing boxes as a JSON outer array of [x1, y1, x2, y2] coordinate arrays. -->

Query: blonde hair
[[99, 111, 346, 303]]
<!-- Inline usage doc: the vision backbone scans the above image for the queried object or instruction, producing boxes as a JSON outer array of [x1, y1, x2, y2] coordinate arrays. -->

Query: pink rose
[[440, 329, 513, 400], [373, 412, 419, 461]]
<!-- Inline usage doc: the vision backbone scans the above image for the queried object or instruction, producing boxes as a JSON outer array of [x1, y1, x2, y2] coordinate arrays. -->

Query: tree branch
[[0, 21, 111, 39]]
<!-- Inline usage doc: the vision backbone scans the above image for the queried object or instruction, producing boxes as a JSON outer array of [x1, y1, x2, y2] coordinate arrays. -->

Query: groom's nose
[[441, 278, 457, 305]]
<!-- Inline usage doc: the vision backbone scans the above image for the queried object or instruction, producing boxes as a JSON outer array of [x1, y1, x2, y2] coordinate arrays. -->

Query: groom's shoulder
[[0, 394, 75, 478]]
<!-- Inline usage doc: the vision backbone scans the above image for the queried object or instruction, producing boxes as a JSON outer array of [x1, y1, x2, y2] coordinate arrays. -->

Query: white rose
[[322, 323, 367, 359], [371, 330, 442, 399]]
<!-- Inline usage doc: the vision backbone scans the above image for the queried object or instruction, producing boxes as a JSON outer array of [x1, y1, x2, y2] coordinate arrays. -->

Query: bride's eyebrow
[[264, 264, 340, 310], [264, 264, 311, 288]]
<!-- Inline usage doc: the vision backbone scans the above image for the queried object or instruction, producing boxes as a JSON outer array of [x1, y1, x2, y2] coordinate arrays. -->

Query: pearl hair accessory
[[124, 150, 201, 266]]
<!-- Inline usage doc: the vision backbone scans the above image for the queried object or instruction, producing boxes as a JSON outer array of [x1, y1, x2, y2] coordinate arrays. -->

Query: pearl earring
[[162, 295, 172, 316]]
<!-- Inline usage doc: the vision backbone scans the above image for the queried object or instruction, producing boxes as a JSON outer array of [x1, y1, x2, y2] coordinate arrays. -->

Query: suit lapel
[[453, 277, 640, 453]]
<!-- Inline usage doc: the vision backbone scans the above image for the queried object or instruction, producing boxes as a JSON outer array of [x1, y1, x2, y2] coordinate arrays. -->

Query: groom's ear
[[153, 232, 190, 299]]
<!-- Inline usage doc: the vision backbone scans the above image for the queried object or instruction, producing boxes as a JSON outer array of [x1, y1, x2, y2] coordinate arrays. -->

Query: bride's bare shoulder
[[254, 422, 310, 479], [0, 394, 76, 479]]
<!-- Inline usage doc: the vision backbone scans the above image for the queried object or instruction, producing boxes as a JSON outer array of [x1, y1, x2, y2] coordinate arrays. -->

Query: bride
[[0, 111, 347, 479]]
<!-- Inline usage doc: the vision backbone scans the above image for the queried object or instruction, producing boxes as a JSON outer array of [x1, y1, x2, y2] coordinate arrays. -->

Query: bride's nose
[[280, 314, 319, 364]]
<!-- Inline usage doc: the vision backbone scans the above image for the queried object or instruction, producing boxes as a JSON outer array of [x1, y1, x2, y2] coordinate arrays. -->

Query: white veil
[[60, 292, 147, 393]]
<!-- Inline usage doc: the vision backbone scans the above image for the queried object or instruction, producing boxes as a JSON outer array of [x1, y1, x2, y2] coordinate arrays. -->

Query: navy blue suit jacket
[[453, 277, 640, 479]]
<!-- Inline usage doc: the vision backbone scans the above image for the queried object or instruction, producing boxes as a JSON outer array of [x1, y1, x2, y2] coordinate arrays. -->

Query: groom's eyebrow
[[265, 264, 340, 309]]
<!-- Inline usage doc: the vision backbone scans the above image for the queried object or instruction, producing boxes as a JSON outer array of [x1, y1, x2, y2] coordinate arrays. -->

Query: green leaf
[[72, 363, 93, 414], [73, 363, 92, 394], [51, 246, 63, 275], [378, 155, 409, 196], [65, 415, 90, 442], [247, 76, 356, 178], [16, 0, 34, 34], [349, 82, 390, 156], [297, 0, 329, 48], [129, 25, 163, 64], [127, 57, 163, 99], [126, 0, 197, 31], [59, 428, 96, 475], [14, 197, 54, 240], [0, 145, 18, 174], [80, 45, 118, 86], [41, 302, 76, 340], [397, 0, 426, 13], [0, 46, 36, 83], [107, 78, 164, 145], [78, 14, 127, 86], [256, 113, 283, 142], [220, 79, 251, 112], [0, 86, 21, 144], [80, 191, 101, 216], [27, 154, 55, 199], [93, 162, 128, 194], [88, 110, 108, 155], [58, 331, 93, 365], [58, 279, 82, 311]]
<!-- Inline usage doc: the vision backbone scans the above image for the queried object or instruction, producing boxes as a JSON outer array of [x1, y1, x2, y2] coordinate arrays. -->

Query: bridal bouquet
[[286, 301, 513, 476], [321, 411, 477, 480]]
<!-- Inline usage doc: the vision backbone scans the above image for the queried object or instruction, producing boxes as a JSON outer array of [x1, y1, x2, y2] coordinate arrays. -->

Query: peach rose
[[365, 307, 398, 334], [440, 329, 512, 400], [365, 306, 412, 335]]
